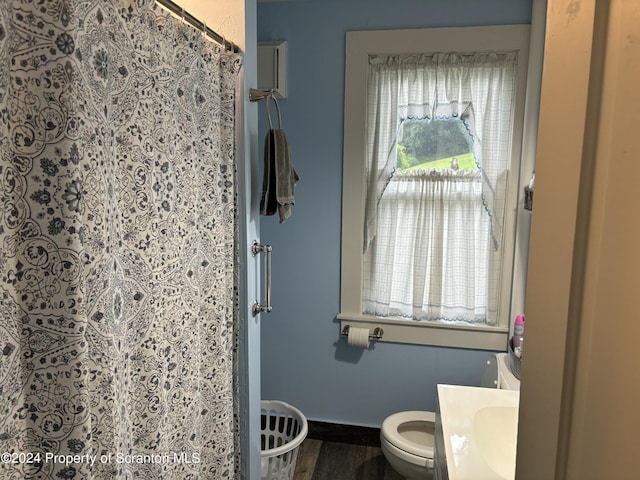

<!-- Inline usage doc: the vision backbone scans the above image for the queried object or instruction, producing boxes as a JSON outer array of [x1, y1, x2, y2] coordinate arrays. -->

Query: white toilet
[[380, 353, 519, 479], [380, 410, 436, 480]]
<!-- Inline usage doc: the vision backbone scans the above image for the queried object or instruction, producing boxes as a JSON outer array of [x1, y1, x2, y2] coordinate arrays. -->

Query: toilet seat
[[381, 411, 435, 459]]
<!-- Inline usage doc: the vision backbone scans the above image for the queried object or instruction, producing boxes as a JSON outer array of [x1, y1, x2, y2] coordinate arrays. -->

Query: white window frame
[[339, 26, 532, 350]]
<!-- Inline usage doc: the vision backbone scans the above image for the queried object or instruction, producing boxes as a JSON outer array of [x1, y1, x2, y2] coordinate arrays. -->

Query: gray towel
[[260, 95, 299, 223]]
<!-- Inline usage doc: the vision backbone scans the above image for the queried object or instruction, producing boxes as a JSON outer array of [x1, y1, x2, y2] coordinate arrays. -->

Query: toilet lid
[[382, 411, 435, 459]]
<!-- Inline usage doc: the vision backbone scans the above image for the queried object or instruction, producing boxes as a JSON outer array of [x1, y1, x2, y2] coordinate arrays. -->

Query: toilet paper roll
[[347, 326, 370, 349]]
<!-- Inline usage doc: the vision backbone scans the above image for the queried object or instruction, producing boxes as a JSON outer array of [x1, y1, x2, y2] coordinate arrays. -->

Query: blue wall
[[257, 0, 532, 428]]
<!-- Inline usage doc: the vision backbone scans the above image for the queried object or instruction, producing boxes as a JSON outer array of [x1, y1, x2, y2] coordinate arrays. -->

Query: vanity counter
[[435, 384, 520, 480]]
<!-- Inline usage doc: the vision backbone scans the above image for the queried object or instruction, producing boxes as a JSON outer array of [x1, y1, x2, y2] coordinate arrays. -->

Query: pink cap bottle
[[513, 314, 525, 348]]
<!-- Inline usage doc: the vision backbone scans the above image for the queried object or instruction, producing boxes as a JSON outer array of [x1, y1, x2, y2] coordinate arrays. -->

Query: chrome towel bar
[[252, 241, 272, 316]]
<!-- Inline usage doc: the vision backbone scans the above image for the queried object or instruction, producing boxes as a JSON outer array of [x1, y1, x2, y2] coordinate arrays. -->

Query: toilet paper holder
[[341, 325, 384, 341]]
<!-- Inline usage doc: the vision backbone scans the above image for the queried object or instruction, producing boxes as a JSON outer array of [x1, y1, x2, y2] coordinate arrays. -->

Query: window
[[339, 26, 532, 350], [397, 118, 475, 172]]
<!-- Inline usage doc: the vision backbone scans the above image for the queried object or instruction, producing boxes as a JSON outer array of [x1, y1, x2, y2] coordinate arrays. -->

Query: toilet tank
[[481, 353, 520, 390]]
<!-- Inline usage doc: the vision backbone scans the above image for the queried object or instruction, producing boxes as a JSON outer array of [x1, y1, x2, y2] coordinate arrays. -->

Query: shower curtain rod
[[155, 0, 240, 53]]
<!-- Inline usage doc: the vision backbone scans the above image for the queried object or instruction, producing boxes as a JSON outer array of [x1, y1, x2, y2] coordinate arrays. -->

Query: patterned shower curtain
[[0, 1, 241, 479]]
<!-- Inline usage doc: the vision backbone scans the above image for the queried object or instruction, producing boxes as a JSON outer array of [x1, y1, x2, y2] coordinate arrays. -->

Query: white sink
[[474, 406, 519, 479], [436, 385, 520, 480]]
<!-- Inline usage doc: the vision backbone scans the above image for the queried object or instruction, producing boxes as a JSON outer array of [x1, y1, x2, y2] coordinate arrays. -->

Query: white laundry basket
[[260, 400, 308, 480]]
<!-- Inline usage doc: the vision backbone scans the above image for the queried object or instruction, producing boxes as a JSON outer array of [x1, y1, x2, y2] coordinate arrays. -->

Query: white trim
[[510, 3, 546, 331], [340, 26, 531, 350], [338, 315, 509, 351]]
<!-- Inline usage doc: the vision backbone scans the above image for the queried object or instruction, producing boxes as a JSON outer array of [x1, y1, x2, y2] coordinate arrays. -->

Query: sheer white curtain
[[363, 53, 517, 325], [364, 169, 490, 322]]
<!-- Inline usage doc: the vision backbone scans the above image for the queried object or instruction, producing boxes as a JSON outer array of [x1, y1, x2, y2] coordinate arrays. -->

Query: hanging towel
[[260, 93, 299, 223]]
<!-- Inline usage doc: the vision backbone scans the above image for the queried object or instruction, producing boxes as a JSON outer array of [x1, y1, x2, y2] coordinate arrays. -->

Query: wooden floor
[[293, 438, 404, 480], [292, 422, 404, 480]]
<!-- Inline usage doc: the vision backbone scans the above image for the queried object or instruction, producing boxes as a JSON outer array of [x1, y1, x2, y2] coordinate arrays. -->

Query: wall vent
[[257, 41, 287, 98]]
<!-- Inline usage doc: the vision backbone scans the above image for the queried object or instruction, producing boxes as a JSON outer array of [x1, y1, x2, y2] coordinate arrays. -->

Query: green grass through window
[[402, 152, 477, 172]]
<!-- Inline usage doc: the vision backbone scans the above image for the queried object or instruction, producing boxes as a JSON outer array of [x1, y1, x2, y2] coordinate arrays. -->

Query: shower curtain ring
[[218, 16, 231, 51]]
